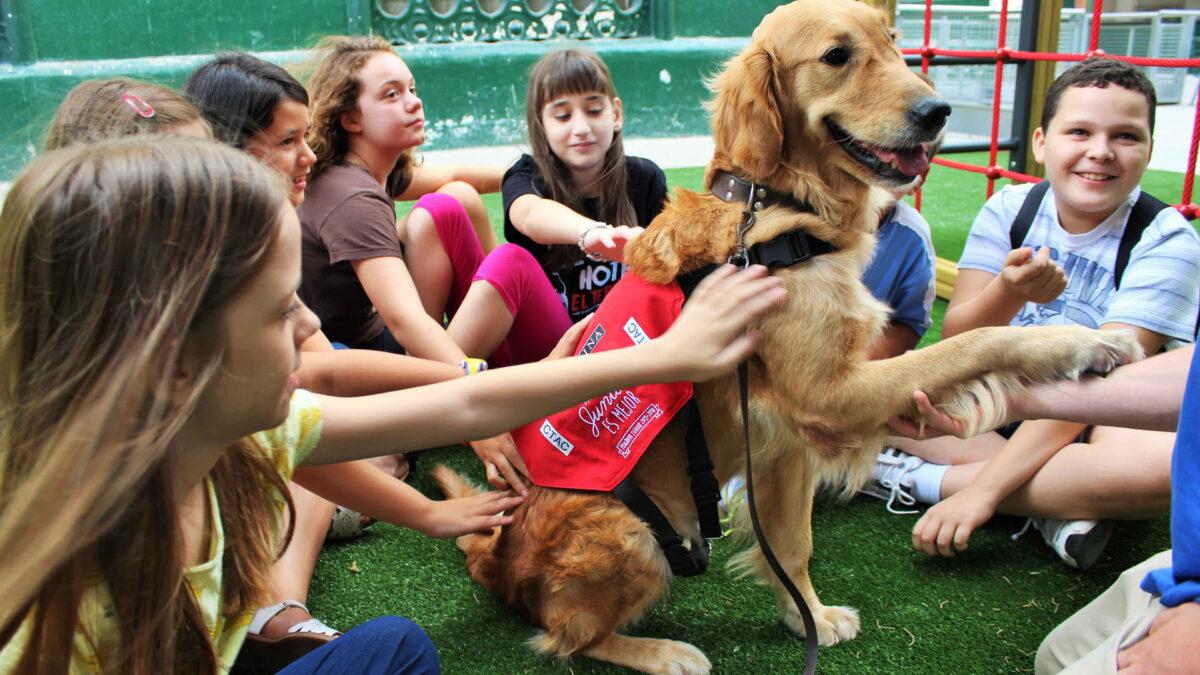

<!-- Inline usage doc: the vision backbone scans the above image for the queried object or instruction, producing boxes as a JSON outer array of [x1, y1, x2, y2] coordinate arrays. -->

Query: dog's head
[[706, 0, 948, 206]]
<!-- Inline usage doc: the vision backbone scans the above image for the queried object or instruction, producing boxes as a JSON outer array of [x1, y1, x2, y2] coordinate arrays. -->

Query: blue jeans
[[277, 616, 440, 674]]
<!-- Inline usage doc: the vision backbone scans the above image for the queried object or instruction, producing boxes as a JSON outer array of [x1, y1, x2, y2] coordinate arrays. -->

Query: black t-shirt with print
[[502, 154, 668, 322]]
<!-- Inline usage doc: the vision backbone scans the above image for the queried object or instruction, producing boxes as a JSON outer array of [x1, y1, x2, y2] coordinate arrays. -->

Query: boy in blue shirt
[[867, 58, 1200, 569]]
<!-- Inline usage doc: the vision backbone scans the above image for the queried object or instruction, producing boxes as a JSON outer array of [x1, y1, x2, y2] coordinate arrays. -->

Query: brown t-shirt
[[297, 162, 402, 346]]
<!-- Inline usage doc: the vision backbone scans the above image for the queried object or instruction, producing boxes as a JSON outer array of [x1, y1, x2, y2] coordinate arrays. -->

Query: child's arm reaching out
[[910, 322, 1165, 558], [293, 460, 522, 537], [399, 163, 504, 198], [306, 265, 785, 463], [507, 193, 643, 263]]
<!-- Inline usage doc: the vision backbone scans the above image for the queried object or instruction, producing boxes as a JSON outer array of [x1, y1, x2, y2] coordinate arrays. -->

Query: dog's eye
[[821, 47, 850, 66]]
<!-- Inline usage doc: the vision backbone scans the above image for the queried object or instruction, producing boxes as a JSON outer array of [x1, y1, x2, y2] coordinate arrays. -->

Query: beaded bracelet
[[577, 222, 613, 262]]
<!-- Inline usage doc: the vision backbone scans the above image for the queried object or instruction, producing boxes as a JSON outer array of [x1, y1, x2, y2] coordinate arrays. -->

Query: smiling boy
[[865, 58, 1200, 570]]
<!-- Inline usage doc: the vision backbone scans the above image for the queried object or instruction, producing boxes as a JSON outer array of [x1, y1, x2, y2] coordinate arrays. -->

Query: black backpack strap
[[1010, 180, 1052, 250], [1110, 191, 1193, 339], [1113, 191, 1170, 290]]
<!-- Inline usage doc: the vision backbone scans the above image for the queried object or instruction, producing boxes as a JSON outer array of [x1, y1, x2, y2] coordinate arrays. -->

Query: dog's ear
[[708, 45, 784, 179]]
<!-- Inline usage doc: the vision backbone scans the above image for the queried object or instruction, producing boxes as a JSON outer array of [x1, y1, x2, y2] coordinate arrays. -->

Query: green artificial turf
[[335, 160, 1182, 674]]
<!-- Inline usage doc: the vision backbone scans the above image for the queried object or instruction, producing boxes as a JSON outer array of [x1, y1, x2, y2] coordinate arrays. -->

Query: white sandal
[[241, 600, 340, 671]]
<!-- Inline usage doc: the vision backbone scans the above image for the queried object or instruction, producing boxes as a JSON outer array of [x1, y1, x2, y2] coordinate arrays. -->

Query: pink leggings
[[416, 193, 572, 367]]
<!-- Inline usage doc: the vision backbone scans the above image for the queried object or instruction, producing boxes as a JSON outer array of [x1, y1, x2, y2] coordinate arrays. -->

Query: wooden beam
[[935, 256, 958, 301], [1022, 0, 1064, 179]]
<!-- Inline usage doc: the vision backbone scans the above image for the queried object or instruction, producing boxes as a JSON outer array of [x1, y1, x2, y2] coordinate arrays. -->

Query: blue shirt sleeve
[[863, 202, 937, 335], [1142, 347, 1200, 605]]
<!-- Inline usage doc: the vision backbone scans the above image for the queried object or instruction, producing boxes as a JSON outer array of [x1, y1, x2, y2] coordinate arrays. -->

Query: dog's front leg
[[775, 324, 1139, 439], [851, 325, 1141, 435], [732, 450, 861, 646]]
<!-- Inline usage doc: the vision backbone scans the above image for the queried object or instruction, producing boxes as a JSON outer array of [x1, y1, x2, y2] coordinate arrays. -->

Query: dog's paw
[[651, 640, 712, 675], [782, 603, 861, 646], [1022, 325, 1143, 380], [1071, 327, 1143, 375]]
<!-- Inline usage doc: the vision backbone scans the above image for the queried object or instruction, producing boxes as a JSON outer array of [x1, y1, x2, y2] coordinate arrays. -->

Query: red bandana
[[512, 272, 694, 491]]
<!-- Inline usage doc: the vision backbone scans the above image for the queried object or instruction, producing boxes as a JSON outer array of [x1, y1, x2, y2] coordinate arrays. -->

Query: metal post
[[1010, 0, 1038, 176], [1012, 0, 1059, 177], [653, 0, 676, 40]]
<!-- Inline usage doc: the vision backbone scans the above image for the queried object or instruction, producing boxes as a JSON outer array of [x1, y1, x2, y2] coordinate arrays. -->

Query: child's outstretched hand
[[469, 433, 529, 496], [888, 390, 1012, 440], [910, 485, 998, 557], [420, 489, 525, 538], [1000, 246, 1066, 304], [656, 264, 786, 382], [582, 224, 644, 263]]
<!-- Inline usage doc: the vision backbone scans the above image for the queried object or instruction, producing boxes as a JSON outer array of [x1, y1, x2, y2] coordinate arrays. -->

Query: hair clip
[[121, 94, 156, 118]]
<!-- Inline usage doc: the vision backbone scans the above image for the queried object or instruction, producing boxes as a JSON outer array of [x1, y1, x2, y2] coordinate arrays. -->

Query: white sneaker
[[1013, 517, 1113, 570], [718, 475, 745, 536], [860, 448, 924, 514]]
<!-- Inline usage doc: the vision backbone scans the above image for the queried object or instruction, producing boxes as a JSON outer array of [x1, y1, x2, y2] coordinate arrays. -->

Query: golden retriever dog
[[435, 1, 1140, 672]]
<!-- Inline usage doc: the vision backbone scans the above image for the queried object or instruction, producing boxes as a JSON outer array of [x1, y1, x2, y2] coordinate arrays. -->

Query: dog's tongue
[[869, 145, 930, 177]]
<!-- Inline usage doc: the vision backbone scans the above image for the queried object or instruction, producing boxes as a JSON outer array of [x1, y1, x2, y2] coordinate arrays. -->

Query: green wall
[[0, 36, 748, 180], [0, 0, 809, 180], [674, 0, 794, 37], [2, 0, 352, 63]]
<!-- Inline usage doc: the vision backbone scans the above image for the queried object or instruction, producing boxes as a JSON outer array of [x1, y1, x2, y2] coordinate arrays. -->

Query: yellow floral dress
[[0, 390, 323, 674]]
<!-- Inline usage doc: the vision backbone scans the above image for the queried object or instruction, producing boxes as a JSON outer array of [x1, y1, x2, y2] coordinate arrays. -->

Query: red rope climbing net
[[903, 0, 1200, 219]]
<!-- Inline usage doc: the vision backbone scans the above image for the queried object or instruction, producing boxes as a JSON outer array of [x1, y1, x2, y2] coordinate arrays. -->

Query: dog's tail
[[432, 464, 502, 557], [432, 463, 482, 500]]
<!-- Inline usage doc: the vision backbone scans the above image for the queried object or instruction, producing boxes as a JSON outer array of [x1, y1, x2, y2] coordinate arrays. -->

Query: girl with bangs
[[504, 48, 669, 323]]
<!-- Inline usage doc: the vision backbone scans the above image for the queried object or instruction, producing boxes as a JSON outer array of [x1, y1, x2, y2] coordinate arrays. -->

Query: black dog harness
[[609, 171, 840, 578]]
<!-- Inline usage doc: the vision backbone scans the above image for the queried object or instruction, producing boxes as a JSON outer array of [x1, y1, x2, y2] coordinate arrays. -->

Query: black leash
[[740, 362, 820, 675], [710, 170, 825, 674]]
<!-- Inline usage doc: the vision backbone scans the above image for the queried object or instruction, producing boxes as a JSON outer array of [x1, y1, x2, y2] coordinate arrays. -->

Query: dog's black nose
[[909, 97, 952, 133]]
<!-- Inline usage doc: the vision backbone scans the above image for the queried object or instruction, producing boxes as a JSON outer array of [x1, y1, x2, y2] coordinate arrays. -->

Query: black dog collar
[[711, 169, 813, 214], [709, 170, 838, 268]]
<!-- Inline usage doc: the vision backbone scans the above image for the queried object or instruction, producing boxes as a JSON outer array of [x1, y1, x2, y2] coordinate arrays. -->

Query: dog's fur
[[435, 1, 1141, 672]]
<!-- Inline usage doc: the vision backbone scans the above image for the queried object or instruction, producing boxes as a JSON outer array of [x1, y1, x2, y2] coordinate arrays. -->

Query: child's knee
[[488, 243, 539, 269], [414, 191, 468, 222], [360, 615, 441, 673], [477, 244, 541, 286], [413, 192, 473, 246], [436, 179, 484, 208]]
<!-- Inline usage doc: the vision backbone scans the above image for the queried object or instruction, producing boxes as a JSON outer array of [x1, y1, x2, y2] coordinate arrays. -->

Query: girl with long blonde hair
[[0, 135, 783, 673]]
